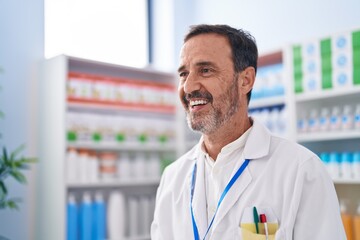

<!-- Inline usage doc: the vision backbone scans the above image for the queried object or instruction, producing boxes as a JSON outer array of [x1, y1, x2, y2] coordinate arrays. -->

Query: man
[[151, 24, 345, 239]]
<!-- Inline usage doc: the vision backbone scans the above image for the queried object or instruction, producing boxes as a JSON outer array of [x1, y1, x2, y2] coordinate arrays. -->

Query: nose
[[182, 72, 200, 94]]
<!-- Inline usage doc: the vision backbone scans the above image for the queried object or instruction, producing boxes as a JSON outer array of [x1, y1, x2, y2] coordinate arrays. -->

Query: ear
[[239, 67, 255, 94]]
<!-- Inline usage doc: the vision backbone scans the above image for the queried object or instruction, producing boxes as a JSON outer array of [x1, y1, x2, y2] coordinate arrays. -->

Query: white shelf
[[297, 130, 360, 142], [249, 95, 285, 109], [295, 86, 360, 102], [333, 179, 360, 185], [67, 141, 176, 152], [68, 100, 176, 115], [67, 178, 160, 188]]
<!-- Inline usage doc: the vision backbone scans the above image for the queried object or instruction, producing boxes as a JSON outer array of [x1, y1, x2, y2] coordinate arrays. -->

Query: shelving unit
[[284, 27, 360, 215], [36, 55, 176, 240]]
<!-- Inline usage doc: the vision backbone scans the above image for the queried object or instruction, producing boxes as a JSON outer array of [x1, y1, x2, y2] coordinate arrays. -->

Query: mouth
[[189, 99, 209, 107], [183, 90, 213, 112]]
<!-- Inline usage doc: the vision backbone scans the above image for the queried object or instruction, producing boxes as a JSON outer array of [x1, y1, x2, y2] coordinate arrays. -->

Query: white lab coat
[[151, 119, 346, 240]]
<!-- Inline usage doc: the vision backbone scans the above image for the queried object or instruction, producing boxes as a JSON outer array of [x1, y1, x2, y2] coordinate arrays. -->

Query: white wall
[[0, 0, 43, 239], [170, 0, 360, 63]]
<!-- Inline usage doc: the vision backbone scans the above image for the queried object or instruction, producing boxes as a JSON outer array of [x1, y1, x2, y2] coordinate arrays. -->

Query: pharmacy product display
[[287, 28, 360, 229], [293, 29, 360, 94], [36, 56, 177, 240]]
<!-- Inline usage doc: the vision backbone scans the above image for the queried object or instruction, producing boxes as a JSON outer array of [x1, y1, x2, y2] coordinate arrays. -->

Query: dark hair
[[184, 24, 258, 103]]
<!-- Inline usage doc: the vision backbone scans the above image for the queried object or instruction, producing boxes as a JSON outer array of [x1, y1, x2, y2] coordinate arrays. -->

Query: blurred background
[[1, 0, 360, 239]]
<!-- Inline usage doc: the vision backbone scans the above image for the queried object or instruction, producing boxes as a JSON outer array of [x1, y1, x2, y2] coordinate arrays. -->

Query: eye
[[200, 67, 213, 76], [179, 71, 188, 79]]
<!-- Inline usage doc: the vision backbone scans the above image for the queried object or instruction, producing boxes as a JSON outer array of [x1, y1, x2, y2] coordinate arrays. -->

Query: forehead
[[180, 33, 233, 65]]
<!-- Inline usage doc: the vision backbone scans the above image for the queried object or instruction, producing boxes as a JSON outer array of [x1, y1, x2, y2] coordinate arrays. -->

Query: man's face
[[177, 33, 241, 134]]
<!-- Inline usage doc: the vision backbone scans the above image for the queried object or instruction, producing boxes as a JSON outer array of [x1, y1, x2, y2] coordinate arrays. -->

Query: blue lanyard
[[190, 159, 250, 240]]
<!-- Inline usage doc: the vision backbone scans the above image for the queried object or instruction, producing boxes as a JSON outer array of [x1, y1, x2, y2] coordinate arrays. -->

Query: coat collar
[[185, 119, 272, 235]]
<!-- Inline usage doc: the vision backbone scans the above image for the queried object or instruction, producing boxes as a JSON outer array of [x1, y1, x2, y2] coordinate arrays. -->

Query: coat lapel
[[211, 161, 252, 229]]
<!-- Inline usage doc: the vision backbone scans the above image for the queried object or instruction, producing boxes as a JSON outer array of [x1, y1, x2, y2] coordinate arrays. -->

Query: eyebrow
[[177, 61, 216, 73]]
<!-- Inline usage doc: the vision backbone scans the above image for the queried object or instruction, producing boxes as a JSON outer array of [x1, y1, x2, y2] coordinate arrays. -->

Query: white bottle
[[340, 152, 353, 179], [78, 150, 89, 183], [297, 111, 308, 133], [329, 152, 341, 180], [139, 195, 151, 236], [330, 106, 341, 131], [354, 104, 360, 129], [117, 152, 131, 180], [308, 109, 319, 132], [133, 152, 146, 180], [148, 152, 161, 179], [107, 191, 126, 240], [87, 151, 99, 182], [341, 105, 354, 130], [66, 148, 78, 183], [319, 107, 331, 131], [128, 196, 139, 237], [352, 151, 360, 180]]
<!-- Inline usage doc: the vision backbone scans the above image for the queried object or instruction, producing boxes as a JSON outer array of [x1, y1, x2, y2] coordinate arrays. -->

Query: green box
[[294, 71, 303, 94], [352, 30, 360, 48], [321, 55, 332, 71], [322, 71, 333, 89], [353, 48, 360, 85], [293, 45, 302, 60], [353, 68, 360, 85], [293, 62, 303, 75], [320, 38, 332, 56]]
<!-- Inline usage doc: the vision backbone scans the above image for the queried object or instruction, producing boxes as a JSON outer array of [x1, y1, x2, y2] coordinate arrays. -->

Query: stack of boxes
[[292, 28, 360, 94]]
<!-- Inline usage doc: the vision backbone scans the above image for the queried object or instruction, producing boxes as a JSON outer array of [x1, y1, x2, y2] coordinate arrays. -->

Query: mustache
[[183, 90, 213, 105]]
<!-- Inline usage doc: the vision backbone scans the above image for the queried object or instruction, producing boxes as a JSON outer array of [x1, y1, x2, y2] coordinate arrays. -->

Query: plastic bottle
[[117, 152, 131, 180], [149, 152, 161, 179], [128, 196, 139, 237], [341, 105, 354, 130], [319, 152, 330, 173], [353, 202, 360, 240], [80, 192, 93, 240], [354, 104, 360, 129], [340, 200, 354, 240], [139, 195, 151, 236], [78, 150, 90, 183], [67, 193, 78, 240], [297, 111, 308, 133], [319, 107, 330, 131], [66, 148, 78, 183], [99, 152, 117, 181], [340, 152, 353, 179], [88, 151, 99, 183], [308, 109, 319, 132], [107, 191, 126, 240], [92, 192, 106, 240], [329, 152, 341, 179], [133, 152, 146, 180], [330, 106, 342, 131], [353, 151, 360, 180]]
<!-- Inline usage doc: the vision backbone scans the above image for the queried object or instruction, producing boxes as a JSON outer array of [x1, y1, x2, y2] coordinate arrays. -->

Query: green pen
[[253, 206, 259, 234]]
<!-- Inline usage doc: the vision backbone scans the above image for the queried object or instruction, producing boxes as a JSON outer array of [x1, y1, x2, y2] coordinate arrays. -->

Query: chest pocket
[[239, 206, 279, 240]]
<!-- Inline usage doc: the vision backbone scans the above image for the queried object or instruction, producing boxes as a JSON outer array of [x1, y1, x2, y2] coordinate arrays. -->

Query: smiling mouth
[[189, 99, 209, 107]]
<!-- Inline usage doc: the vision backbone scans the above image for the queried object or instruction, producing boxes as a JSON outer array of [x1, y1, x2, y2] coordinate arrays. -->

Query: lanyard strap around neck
[[190, 159, 250, 240]]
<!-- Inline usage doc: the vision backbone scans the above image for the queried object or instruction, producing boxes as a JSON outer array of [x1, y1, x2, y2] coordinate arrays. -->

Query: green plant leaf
[[6, 199, 20, 210], [9, 170, 27, 184], [2, 147, 9, 165], [0, 181, 7, 196], [9, 144, 26, 161]]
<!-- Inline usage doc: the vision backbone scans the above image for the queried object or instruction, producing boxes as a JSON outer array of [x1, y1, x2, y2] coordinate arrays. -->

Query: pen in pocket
[[253, 206, 259, 234], [260, 214, 269, 240]]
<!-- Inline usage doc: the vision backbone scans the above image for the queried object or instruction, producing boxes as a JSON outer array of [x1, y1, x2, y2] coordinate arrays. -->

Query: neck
[[203, 116, 252, 160]]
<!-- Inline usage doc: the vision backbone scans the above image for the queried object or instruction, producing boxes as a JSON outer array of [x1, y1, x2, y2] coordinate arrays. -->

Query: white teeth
[[190, 99, 208, 107]]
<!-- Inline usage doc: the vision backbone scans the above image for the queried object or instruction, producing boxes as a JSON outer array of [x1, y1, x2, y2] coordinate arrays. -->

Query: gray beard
[[186, 74, 240, 134]]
